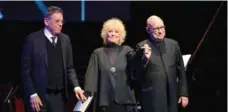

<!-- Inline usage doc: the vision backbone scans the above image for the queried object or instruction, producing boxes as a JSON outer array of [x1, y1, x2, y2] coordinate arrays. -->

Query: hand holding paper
[[74, 88, 87, 102], [73, 95, 93, 112]]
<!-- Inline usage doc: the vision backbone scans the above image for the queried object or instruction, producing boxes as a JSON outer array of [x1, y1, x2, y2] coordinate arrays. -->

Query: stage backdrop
[[0, 1, 130, 22]]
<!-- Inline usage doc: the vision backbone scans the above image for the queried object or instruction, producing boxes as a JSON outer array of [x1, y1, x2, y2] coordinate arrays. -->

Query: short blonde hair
[[101, 17, 126, 45]]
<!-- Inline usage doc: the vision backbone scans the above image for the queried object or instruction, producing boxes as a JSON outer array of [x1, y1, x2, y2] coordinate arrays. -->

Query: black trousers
[[40, 89, 64, 112], [99, 101, 137, 112]]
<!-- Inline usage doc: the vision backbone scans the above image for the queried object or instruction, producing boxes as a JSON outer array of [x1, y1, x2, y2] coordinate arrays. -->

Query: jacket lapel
[[38, 30, 48, 69], [59, 34, 66, 69]]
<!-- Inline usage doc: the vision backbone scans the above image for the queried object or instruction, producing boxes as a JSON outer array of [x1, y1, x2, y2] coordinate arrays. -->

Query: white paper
[[73, 96, 93, 112], [182, 54, 191, 69]]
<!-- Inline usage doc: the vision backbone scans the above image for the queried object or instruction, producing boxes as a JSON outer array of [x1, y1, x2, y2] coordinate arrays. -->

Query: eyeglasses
[[152, 26, 165, 31], [52, 19, 65, 24], [47, 17, 65, 24], [148, 25, 165, 32]]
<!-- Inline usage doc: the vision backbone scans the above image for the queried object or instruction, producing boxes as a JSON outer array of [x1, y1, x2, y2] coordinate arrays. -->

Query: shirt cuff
[[30, 93, 38, 98], [74, 87, 81, 91]]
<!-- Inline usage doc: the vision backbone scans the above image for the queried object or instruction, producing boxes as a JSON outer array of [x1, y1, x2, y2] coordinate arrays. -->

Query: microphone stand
[[3, 80, 19, 112], [4, 85, 18, 103]]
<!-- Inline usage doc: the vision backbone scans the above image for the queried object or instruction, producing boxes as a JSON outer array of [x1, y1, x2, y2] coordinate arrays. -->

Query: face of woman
[[106, 29, 120, 45]]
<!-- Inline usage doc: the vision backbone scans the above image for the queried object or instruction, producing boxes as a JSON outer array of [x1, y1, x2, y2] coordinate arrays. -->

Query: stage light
[[81, 0, 85, 22], [0, 10, 3, 19], [34, 0, 47, 16]]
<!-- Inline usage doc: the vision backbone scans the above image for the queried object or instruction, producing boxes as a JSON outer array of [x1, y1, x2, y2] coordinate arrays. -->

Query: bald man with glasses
[[133, 15, 189, 112]]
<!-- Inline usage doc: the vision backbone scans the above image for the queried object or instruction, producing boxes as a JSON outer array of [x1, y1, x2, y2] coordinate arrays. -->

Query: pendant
[[110, 67, 116, 73]]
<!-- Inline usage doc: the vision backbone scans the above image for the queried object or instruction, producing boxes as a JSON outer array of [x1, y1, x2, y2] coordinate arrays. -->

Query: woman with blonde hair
[[84, 17, 137, 112]]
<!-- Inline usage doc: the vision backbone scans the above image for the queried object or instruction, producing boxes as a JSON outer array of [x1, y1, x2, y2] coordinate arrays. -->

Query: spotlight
[[34, 0, 47, 16], [0, 10, 3, 19]]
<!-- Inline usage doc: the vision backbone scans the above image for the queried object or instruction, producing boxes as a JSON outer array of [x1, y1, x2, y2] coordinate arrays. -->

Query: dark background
[[0, 1, 226, 112], [0, 1, 130, 21]]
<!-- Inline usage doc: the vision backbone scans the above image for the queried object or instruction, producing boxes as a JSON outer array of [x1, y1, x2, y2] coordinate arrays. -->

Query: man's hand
[[178, 96, 189, 108], [141, 44, 152, 59], [30, 95, 43, 112], [74, 88, 87, 102]]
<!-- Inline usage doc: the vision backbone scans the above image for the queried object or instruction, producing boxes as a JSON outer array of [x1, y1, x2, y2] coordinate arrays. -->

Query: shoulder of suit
[[93, 47, 104, 54], [27, 29, 42, 37], [164, 38, 178, 45], [59, 33, 69, 38], [58, 33, 70, 42], [122, 45, 133, 51], [26, 29, 44, 41]]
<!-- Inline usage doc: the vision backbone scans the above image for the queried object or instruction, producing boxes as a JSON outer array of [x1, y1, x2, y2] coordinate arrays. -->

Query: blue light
[[34, 0, 47, 16], [81, 0, 85, 22], [0, 11, 3, 19]]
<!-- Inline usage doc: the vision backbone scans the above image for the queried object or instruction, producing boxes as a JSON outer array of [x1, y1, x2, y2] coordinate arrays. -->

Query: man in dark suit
[[21, 6, 86, 112], [135, 15, 189, 112]]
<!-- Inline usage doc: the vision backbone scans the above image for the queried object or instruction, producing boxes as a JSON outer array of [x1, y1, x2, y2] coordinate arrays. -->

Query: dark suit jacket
[[135, 38, 188, 112], [21, 29, 79, 104]]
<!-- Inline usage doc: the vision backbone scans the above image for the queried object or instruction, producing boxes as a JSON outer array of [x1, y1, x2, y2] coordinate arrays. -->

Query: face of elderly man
[[146, 15, 166, 41]]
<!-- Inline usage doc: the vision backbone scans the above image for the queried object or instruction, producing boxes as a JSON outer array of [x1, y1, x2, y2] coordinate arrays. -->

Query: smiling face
[[44, 12, 64, 35], [44, 6, 64, 36], [101, 18, 126, 45], [106, 28, 121, 45], [146, 15, 166, 41]]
